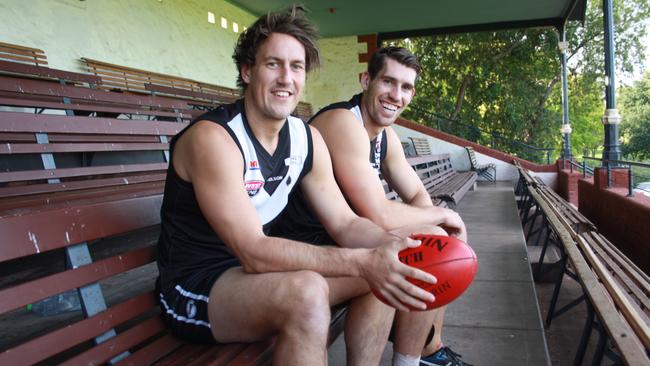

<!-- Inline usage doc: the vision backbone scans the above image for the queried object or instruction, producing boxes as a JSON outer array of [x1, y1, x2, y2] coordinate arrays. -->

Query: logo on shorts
[[244, 180, 264, 196], [186, 299, 197, 319]]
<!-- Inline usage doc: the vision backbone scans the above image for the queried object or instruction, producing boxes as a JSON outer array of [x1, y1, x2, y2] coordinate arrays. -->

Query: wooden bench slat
[[575, 235, 650, 350], [0, 173, 166, 198], [0, 53, 48, 66], [0, 246, 155, 313], [0, 60, 101, 84], [0, 162, 168, 183], [59, 316, 167, 366], [0, 292, 157, 365], [146, 83, 236, 103], [585, 232, 650, 290], [0, 96, 192, 119], [114, 333, 185, 366], [185, 344, 253, 366], [0, 75, 190, 110], [153, 344, 215, 366], [224, 339, 275, 366], [0, 142, 169, 154], [0, 111, 187, 135], [0, 180, 163, 212], [0, 194, 162, 261], [47, 134, 163, 143], [0, 41, 47, 59]]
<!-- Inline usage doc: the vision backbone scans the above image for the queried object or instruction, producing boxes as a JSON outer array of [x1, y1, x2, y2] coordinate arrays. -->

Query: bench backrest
[[465, 146, 480, 169], [0, 41, 48, 66], [0, 73, 192, 202], [409, 136, 432, 156], [82, 57, 313, 121]]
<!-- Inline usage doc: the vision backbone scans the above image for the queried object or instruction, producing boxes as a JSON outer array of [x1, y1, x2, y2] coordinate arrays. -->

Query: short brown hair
[[232, 5, 321, 90], [368, 46, 421, 81]]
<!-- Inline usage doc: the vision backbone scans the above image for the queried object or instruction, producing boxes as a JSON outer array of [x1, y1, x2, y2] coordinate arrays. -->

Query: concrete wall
[[0, 0, 254, 89], [0, 0, 366, 110], [392, 123, 532, 183], [306, 36, 366, 111]]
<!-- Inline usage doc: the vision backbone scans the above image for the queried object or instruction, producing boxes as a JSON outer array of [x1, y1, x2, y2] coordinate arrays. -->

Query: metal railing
[[409, 107, 554, 164], [561, 159, 595, 176], [583, 157, 650, 197]]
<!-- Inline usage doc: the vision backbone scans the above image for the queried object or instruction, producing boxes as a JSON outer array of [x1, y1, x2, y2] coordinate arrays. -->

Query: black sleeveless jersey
[[268, 93, 387, 244], [157, 99, 313, 292]]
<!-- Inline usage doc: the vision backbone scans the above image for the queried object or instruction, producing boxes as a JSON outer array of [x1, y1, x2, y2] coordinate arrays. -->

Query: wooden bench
[[0, 41, 48, 66], [408, 136, 432, 156], [0, 56, 346, 365], [515, 163, 650, 365], [465, 146, 496, 182], [408, 154, 477, 208], [81, 57, 313, 121]]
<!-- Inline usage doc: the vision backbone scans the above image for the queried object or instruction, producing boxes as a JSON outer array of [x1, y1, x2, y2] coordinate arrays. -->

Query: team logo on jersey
[[249, 160, 260, 170], [244, 180, 264, 196]]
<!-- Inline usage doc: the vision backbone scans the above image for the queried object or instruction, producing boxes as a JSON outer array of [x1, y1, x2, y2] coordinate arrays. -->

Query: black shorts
[[157, 261, 239, 344]]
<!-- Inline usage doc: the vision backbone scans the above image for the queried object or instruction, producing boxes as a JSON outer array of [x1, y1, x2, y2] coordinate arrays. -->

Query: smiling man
[[155, 7, 438, 366], [271, 47, 472, 366]]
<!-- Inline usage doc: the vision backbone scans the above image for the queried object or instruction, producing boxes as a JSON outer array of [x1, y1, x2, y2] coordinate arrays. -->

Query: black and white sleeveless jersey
[[268, 93, 387, 245], [311, 93, 387, 173], [157, 99, 313, 293]]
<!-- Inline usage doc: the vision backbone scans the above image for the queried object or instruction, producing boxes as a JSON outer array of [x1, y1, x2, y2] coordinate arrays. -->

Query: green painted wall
[[0, 0, 255, 89], [307, 36, 366, 111], [0, 0, 364, 109]]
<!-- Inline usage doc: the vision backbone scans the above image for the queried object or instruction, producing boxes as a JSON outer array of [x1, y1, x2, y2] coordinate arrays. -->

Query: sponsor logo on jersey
[[266, 175, 284, 182], [244, 180, 264, 196], [284, 156, 303, 166], [249, 160, 260, 170]]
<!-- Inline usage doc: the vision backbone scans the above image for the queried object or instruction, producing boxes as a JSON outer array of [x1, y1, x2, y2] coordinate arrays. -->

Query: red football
[[373, 234, 478, 311]]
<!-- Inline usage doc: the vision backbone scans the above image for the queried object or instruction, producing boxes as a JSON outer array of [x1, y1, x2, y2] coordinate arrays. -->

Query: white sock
[[392, 352, 421, 366]]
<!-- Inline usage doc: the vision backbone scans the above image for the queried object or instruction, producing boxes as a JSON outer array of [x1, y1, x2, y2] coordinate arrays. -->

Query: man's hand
[[359, 236, 437, 311], [437, 208, 467, 242]]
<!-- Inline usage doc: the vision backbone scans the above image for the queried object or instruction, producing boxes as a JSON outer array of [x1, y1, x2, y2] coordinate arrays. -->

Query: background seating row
[[515, 162, 649, 365]]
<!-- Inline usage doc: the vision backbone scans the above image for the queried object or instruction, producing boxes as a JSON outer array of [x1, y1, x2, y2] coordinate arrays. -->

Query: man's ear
[[241, 64, 252, 84], [360, 72, 370, 91]]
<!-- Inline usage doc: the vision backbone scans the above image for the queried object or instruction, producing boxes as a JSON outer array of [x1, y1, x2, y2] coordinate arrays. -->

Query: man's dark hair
[[367, 46, 421, 81], [233, 5, 320, 90]]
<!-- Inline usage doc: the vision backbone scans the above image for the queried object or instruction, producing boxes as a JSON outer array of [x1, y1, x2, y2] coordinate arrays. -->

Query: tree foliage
[[620, 72, 650, 159], [397, 0, 649, 162]]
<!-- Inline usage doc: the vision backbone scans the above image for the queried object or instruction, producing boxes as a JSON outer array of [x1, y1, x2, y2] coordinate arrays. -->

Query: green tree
[[620, 72, 650, 159], [398, 0, 649, 163]]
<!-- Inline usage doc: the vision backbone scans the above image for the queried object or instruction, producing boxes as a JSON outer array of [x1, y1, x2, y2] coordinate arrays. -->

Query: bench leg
[[590, 322, 608, 366], [546, 253, 568, 327], [525, 207, 540, 240], [534, 227, 552, 280], [573, 301, 595, 366], [532, 215, 550, 247]]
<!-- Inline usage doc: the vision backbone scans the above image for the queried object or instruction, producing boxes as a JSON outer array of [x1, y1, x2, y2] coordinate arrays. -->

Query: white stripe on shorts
[[175, 284, 210, 302], [159, 293, 211, 328]]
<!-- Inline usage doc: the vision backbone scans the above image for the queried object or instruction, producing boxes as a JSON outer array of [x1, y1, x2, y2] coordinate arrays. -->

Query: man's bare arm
[[311, 109, 464, 235], [175, 121, 435, 310]]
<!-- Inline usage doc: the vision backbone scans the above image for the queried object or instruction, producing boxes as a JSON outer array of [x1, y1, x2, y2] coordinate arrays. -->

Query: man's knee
[[280, 271, 331, 333]]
